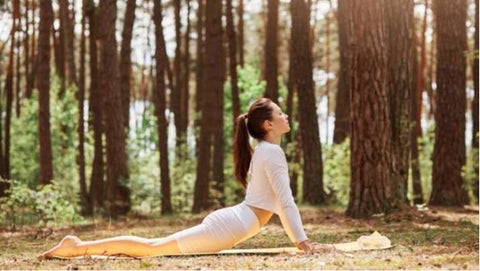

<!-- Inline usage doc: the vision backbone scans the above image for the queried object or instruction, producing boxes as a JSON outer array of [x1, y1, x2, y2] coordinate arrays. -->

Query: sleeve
[[263, 147, 308, 244]]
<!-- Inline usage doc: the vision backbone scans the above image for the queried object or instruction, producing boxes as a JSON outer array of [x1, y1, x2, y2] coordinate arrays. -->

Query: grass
[[0, 205, 478, 270]]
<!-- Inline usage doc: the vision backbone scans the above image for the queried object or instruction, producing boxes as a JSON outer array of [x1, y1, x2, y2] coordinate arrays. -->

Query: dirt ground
[[1, 205, 478, 270]]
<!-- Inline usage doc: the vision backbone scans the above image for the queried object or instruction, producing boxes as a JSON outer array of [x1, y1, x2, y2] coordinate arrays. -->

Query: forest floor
[[0, 205, 478, 270]]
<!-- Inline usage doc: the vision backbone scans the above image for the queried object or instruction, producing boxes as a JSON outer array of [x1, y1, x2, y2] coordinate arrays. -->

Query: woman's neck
[[263, 134, 282, 145]]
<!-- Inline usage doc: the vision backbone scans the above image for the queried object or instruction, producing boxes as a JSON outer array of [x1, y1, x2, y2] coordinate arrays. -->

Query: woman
[[39, 98, 320, 259]]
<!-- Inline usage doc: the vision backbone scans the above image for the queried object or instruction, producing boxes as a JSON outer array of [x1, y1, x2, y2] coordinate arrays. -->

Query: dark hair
[[233, 98, 274, 188]]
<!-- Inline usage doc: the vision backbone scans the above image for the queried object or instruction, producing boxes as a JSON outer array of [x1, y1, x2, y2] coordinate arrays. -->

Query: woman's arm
[[264, 147, 308, 245]]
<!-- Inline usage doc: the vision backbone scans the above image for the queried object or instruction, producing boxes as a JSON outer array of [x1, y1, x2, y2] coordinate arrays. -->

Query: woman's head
[[233, 98, 289, 188]]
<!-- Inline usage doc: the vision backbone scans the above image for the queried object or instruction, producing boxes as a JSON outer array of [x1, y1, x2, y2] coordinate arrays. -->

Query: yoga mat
[[48, 231, 393, 259]]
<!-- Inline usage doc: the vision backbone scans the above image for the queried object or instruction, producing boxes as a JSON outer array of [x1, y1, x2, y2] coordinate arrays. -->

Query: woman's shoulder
[[256, 141, 285, 156]]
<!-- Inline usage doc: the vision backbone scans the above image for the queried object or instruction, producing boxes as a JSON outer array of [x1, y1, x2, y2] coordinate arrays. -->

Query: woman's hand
[[296, 240, 313, 251]]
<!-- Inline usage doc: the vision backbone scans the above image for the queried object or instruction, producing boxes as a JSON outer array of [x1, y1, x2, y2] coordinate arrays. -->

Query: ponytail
[[233, 113, 252, 188]]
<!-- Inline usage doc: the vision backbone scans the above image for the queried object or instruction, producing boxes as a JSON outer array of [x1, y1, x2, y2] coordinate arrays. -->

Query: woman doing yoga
[[39, 98, 321, 259]]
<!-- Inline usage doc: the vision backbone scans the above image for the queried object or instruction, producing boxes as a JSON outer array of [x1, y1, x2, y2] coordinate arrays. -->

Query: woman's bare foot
[[38, 235, 82, 260]]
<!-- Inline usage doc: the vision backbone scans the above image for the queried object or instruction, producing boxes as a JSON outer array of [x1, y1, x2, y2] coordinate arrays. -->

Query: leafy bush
[[0, 179, 82, 227], [322, 139, 351, 206]]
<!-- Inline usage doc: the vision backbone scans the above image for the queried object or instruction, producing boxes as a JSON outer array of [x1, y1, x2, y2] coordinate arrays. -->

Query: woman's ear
[[262, 119, 272, 131]]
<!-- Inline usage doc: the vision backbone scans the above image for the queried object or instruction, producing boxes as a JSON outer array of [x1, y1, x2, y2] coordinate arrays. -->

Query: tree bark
[[237, 0, 244, 67], [291, 0, 326, 205], [333, 0, 351, 144], [15, 3, 22, 118], [38, 0, 54, 185], [194, 0, 205, 155], [411, 39, 423, 205], [472, 0, 479, 202], [78, 0, 91, 215], [226, 0, 240, 126], [430, 0, 469, 206], [264, 0, 279, 103], [173, 0, 184, 151], [120, 0, 136, 134], [385, 0, 415, 204], [86, 0, 105, 210], [59, 0, 77, 85], [193, 0, 225, 213], [153, 0, 173, 215], [346, 0, 392, 218], [98, 0, 131, 216]]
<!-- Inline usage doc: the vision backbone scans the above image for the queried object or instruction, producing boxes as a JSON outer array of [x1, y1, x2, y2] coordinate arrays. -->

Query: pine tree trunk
[[194, 0, 205, 155], [385, 0, 415, 204], [237, 0, 244, 67], [181, 0, 191, 140], [264, 0, 279, 103], [153, 0, 173, 215], [193, 0, 225, 213], [59, 0, 77, 85], [1, 0, 18, 183], [173, 0, 184, 151], [430, 0, 469, 206], [24, 0, 31, 99], [472, 0, 479, 202], [333, 0, 351, 144], [291, 0, 326, 205], [38, 0, 54, 185], [98, 0, 131, 216], [15, 4, 22, 118], [86, 0, 105, 210], [411, 49, 424, 204], [77, 0, 91, 216], [346, 0, 392, 218], [226, 0, 240, 125], [119, 0, 136, 134]]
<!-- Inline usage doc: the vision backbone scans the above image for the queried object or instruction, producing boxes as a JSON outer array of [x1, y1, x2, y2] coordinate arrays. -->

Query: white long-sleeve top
[[244, 140, 308, 244]]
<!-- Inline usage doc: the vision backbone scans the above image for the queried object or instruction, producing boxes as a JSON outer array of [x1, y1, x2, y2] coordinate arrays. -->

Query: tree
[[291, 0, 326, 205], [346, 0, 392, 218], [333, 0, 351, 144], [77, 0, 91, 215], [385, 0, 415, 204], [264, 0, 279, 103], [237, 0, 244, 67], [194, 0, 205, 154], [58, 0, 77, 85], [153, 0, 172, 215], [430, 0, 469, 206], [193, 0, 225, 213], [98, 0, 130, 216], [37, 0, 54, 185], [226, 0, 240, 124], [119, 0, 136, 133], [86, 0, 105, 211], [472, 0, 479, 202]]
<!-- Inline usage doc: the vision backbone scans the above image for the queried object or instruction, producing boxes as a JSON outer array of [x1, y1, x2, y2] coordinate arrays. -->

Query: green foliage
[[0, 179, 82, 227], [462, 146, 479, 203], [10, 75, 80, 189], [417, 126, 435, 202], [322, 139, 351, 206]]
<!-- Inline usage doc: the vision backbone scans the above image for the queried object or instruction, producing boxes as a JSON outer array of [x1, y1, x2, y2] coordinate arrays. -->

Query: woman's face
[[265, 103, 290, 135]]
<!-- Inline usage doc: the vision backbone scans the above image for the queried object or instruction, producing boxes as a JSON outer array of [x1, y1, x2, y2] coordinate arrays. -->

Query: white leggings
[[169, 201, 261, 254]]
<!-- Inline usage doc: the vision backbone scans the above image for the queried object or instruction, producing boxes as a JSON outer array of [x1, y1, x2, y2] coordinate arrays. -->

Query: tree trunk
[[77, 0, 91, 216], [38, 0, 54, 185], [333, 0, 351, 144], [173, 0, 184, 152], [264, 0, 279, 103], [346, 0, 392, 218], [193, 0, 225, 213], [472, 0, 479, 202], [426, 0, 437, 122], [59, 0, 77, 85], [153, 0, 173, 215], [430, 0, 469, 206], [87, 0, 105, 210], [181, 0, 191, 140], [194, 0, 205, 155], [15, 4, 22, 118], [237, 0, 244, 67], [291, 0, 326, 205], [98, 0, 130, 216], [411, 40, 423, 205], [226, 0, 240, 125], [1, 0, 18, 184], [385, 0, 415, 205], [119, 0, 136, 134]]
